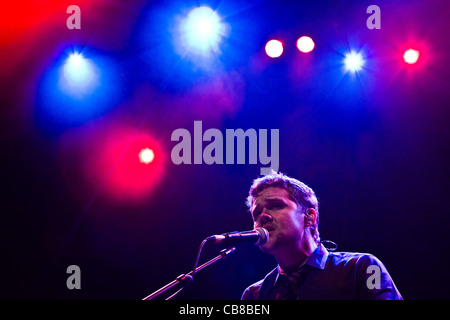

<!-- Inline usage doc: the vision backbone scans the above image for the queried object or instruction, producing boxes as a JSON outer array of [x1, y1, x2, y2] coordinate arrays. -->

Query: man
[[241, 172, 402, 300]]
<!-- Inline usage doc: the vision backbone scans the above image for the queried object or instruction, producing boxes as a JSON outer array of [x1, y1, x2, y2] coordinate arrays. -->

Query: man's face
[[251, 186, 306, 254]]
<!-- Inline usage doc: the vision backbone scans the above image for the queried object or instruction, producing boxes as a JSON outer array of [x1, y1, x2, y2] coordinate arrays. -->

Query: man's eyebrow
[[264, 197, 288, 204], [252, 197, 287, 213]]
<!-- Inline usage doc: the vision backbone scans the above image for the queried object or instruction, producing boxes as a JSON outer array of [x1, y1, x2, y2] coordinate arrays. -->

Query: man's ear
[[304, 208, 317, 226]]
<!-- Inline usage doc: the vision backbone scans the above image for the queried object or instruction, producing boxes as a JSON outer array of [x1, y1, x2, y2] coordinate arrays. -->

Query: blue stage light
[[64, 53, 89, 83], [180, 6, 225, 56], [344, 51, 364, 72], [60, 52, 99, 97], [35, 47, 120, 132]]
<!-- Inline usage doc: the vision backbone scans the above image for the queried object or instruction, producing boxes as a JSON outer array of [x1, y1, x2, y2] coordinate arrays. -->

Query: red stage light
[[296, 36, 315, 53], [403, 49, 419, 64], [139, 148, 155, 164], [265, 40, 283, 58], [87, 128, 166, 202]]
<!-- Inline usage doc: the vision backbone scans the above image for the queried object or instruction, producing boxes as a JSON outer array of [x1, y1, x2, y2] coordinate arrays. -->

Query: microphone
[[206, 228, 269, 246]]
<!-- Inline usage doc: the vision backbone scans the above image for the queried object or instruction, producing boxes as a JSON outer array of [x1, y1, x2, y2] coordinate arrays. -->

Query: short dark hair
[[247, 172, 320, 244]]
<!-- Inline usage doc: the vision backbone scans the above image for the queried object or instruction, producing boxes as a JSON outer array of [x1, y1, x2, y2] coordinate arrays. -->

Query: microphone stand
[[142, 247, 236, 300]]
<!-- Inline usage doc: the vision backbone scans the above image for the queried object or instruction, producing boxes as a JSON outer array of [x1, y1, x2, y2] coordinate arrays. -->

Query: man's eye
[[270, 203, 283, 209]]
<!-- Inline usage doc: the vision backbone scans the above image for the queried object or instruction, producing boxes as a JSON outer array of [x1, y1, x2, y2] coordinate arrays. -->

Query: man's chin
[[258, 240, 275, 254]]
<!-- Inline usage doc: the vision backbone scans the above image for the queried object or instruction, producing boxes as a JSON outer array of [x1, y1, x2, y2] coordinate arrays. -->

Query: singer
[[241, 172, 403, 300]]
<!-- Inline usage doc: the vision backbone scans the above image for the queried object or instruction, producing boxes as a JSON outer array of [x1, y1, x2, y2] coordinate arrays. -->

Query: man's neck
[[276, 238, 318, 273]]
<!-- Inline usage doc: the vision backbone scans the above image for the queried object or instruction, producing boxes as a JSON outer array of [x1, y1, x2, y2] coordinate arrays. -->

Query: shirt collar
[[278, 243, 329, 275], [305, 243, 328, 270]]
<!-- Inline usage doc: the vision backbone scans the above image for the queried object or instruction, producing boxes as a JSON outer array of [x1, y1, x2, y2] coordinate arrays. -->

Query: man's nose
[[256, 212, 272, 227]]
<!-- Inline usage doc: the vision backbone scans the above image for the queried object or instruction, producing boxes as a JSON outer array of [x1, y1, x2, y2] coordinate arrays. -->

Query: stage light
[[180, 6, 224, 55], [91, 130, 166, 201], [36, 47, 119, 131], [265, 40, 283, 58], [59, 51, 100, 99], [344, 51, 364, 72], [296, 36, 315, 53], [63, 52, 93, 85], [403, 49, 419, 64], [139, 148, 155, 164], [67, 52, 84, 67]]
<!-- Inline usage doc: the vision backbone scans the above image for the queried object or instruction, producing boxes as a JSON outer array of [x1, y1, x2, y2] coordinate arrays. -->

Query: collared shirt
[[241, 244, 403, 300]]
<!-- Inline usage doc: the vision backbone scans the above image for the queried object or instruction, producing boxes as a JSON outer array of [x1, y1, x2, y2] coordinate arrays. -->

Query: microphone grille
[[255, 227, 269, 246]]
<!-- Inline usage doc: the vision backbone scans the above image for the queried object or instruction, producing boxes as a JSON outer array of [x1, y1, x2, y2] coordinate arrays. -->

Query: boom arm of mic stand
[[142, 247, 236, 300]]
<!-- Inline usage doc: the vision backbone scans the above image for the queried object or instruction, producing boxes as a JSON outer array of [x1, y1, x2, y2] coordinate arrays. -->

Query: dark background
[[1, 0, 449, 300]]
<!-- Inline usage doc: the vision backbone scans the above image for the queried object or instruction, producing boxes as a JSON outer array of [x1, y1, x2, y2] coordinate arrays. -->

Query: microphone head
[[254, 227, 269, 246]]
